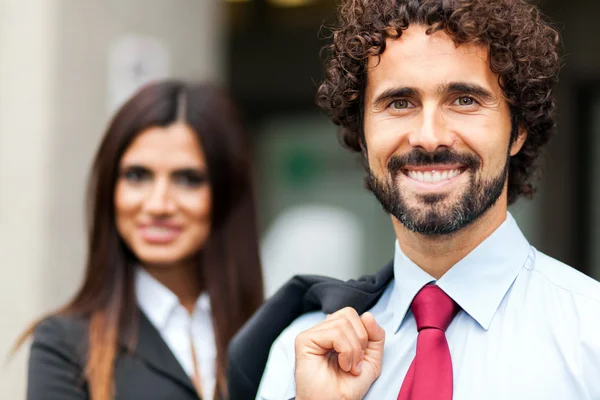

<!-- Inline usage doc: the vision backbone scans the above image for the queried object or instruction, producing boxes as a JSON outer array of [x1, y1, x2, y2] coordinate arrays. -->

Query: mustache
[[388, 149, 481, 174]]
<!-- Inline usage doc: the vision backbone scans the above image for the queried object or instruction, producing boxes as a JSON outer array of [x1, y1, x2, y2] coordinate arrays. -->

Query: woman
[[19, 80, 264, 400]]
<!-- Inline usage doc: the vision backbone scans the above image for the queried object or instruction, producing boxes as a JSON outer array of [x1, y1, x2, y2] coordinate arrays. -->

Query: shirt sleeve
[[580, 298, 600, 399], [255, 311, 327, 400]]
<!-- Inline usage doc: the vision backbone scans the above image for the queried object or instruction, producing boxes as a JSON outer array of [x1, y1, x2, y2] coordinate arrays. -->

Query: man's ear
[[359, 134, 368, 159], [510, 124, 527, 156]]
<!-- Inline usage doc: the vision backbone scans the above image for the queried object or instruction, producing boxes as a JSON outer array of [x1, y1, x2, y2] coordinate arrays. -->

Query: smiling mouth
[[402, 167, 466, 183], [139, 225, 182, 244]]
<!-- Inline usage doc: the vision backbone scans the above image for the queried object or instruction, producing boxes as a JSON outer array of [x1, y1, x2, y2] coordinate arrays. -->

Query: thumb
[[362, 312, 385, 343], [361, 312, 385, 359], [359, 312, 385, 380]]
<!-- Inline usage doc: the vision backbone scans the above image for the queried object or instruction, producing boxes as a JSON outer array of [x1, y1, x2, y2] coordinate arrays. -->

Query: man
[[228, 0, 600, 399]]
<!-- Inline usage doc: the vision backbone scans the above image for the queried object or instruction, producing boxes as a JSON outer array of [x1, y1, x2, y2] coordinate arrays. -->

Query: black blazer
[[28, 310, 209, 400], [227, 261, 394, 400]]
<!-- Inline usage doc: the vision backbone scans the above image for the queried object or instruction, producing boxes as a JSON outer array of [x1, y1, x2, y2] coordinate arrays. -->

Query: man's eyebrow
[[438, 82, 495, 100], [371, 87, 421, 108]]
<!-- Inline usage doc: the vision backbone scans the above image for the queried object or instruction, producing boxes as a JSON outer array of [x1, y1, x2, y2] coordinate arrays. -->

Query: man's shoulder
[[255, 311, 328, 400], [531, 248, 600, 304], [273, 310, 328, 350], [227, 262, 394, 399]]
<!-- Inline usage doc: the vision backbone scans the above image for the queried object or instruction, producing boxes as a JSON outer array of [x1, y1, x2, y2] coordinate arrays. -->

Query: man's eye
[[455, 96, 476, 106], [391, 100, 411, 109]]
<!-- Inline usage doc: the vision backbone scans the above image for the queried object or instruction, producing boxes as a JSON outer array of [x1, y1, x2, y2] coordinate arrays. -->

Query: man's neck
[[393, 204, 508, 279]]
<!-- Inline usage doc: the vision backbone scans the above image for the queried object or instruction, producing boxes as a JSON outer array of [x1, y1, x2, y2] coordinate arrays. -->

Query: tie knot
[[411, 285, 460, 332]]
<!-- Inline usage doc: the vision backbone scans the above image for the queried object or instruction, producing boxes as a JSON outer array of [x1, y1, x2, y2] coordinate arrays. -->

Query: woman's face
[[114, 122, 212, 267]]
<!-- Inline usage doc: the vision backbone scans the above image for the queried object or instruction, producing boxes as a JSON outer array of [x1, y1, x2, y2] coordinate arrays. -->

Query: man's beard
[[367, 148, 510, 236]]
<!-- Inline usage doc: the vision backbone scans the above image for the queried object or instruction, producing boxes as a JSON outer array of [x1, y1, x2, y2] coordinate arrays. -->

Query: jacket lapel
[[124, 310, 198, 397]]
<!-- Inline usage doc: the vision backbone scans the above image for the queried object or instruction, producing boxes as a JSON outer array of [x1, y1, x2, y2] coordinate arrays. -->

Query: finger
[[335, 309, 369, 375], [324, 308, 368, 353], [336, 308, 369, 351], [324, 306, 355, 321], [297, 315, 366, 374], [317, 311, 366, 375], [316, 317, 363, 374], [332, 330, 356, 373], [295, 324, 355, 373], [336, 319, 364, 376]]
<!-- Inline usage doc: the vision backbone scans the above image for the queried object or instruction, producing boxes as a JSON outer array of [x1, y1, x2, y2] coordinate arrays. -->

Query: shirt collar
[[135, 267, 211, 331], [390, 212, 531, 332]]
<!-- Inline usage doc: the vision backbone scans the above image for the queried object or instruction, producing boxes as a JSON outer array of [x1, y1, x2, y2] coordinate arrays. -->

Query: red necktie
[[397, 284, 460, 400]]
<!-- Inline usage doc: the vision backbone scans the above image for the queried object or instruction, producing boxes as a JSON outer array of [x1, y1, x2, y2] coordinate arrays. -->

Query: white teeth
[[407, 169, 461, 183], [145, 227, 176, 237], [147, 227, 171, 233]]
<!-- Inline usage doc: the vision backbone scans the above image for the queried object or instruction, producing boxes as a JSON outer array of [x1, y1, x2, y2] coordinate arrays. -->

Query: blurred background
[[1, 0, 599, 397]]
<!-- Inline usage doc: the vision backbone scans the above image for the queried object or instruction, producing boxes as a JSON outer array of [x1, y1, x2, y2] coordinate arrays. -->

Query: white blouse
[[135, 268, 216, 399]]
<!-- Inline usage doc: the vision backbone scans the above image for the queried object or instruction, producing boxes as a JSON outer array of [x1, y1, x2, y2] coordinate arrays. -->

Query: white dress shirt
[[257, 213, 600, 399], [136, 268, 216, 400]]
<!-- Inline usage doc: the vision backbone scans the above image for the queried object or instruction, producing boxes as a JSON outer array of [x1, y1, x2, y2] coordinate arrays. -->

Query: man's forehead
[[365, 26, 496, 95], [368, 26, 488, 66]]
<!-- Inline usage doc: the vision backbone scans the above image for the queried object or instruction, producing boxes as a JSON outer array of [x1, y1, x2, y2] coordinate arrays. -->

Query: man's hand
[[294, 307, 385, 400]]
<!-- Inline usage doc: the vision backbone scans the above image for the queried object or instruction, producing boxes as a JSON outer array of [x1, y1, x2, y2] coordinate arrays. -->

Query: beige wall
[[0, 0, 224, 397]]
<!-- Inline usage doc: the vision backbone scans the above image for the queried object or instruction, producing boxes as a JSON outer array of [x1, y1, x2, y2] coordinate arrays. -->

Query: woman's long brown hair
[[15, 80, 264, 399]]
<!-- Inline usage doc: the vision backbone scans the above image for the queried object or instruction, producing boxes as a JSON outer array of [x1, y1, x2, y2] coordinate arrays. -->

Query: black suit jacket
[[227, 261, 394, 400], [28, 310, 208, 400]]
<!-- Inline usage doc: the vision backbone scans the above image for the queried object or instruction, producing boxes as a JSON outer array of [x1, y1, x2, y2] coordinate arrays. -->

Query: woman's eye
[[173, 170, 208, 188], [122, 167, 151, 183]]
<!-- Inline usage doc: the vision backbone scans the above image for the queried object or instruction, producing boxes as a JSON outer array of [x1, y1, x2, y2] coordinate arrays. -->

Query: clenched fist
[[294, 307, 385, 400]]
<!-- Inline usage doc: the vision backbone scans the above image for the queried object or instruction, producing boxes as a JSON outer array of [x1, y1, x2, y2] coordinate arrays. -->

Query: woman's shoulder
[[28, 314, 91, 397], [32, 314, 89, 360], [35, 313, 88, 338]]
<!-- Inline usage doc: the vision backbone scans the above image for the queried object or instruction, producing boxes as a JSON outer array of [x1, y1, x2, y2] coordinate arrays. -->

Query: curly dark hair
[[316, 0, 562, 205]]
